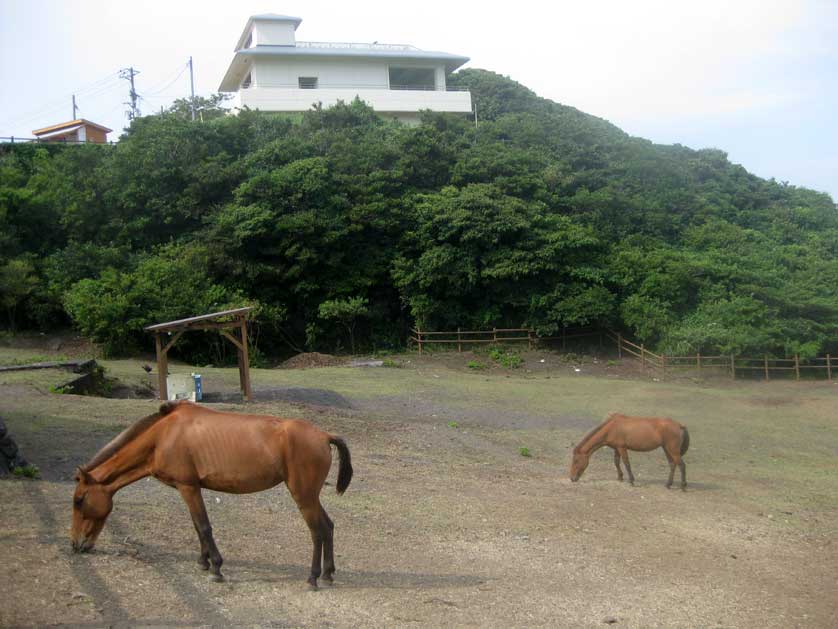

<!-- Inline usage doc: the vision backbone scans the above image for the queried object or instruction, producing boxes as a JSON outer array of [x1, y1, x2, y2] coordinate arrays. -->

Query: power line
[[3, 73, 123, 128], [142, 63, 189, 97], [143, 61, 189, 94]]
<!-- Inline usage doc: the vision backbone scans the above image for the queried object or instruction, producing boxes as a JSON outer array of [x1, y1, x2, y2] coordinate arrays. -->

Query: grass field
[[1, 344, 836, 627]]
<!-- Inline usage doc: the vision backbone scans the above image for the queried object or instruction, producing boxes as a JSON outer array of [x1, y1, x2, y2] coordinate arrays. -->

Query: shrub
[[489, 348, 523, 369], [13, 464, 40, 479]]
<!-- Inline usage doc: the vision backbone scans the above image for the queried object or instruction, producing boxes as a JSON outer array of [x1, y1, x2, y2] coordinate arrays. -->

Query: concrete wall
[[254, 21, 296, 46], [254, 57, 388, 89], [252, 57, 449, 90]]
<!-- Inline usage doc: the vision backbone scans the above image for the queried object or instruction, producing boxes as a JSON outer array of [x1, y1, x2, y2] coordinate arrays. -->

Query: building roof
[[32, 119, 113, 136], [219, 44, 470, 91], [251, 13, 303, 23]]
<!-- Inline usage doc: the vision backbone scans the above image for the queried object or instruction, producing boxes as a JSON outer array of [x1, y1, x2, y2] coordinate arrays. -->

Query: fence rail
[[1, 136, 116, 145], [410, 327, 602, 353], [409, 326, 834, 381], [605, 329, 833, 381]]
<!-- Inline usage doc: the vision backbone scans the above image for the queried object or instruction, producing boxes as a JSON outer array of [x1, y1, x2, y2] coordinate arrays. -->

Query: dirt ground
[[1, 344, 836, 628]]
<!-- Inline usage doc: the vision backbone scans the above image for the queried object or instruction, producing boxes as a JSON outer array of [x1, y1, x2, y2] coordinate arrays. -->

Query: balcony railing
[[296, 41, 421, 52]]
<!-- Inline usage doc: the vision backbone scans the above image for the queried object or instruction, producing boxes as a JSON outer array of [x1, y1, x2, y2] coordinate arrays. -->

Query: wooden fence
[[410, 327, 602, 353], [605, 329, 834, 381], [410, 326, 834, 381]]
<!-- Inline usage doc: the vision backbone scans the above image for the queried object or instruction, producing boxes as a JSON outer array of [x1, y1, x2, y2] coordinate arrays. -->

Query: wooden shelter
[[32, 119, 112, 143], [145, 307, 254, 402]]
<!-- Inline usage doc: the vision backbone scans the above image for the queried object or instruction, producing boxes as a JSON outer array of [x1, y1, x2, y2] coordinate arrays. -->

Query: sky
[[1, 0, 836, 201]]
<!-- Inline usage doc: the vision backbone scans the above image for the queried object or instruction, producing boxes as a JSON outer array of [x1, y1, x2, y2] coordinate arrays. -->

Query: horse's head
[[569, 449, 590, 482], [71, 467, 113, 553]]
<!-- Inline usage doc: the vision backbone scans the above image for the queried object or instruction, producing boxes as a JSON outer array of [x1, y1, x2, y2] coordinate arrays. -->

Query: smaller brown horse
[[569, 413, 689, 489], [71, 401, 352, 588]]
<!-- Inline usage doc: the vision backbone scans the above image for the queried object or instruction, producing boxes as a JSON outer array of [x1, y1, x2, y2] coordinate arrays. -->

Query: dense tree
[[0, 71, 835, 359]]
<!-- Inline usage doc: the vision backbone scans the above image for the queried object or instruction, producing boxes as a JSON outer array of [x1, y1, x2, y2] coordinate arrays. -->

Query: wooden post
[[239, 318, 253, 401], [764, 355, 770, 381], [155, 333, 168, 401], [617, 333, 622, 359], [641, 344, 645, 370], [493, 327, 497, 343], [730, 354, 735, 380], [794, 354, 800, 381], [457, 327, 462, 353], [827, 354, 832, 381], [417, 327, 423, 354], [562, 327, 566, 351], [661, 354, 667, 377], [527, 329, 533, 351], [697, 352, 701, 371]]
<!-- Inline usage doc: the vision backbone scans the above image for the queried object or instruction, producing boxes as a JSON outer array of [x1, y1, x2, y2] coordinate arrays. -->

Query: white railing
[[296, 41, 421, 52]]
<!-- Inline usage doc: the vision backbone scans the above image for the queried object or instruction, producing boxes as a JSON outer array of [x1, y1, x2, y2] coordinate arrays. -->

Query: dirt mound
[[278, 352, 345, 369]]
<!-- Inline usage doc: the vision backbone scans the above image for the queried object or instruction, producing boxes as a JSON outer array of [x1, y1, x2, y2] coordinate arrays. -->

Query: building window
[[242, 72, 252, 89], [298, 77, 318, 89], [389, 67, 436, 90]]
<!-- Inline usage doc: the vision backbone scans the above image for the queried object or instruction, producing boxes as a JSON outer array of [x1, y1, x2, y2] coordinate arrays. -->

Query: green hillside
[[1, 69, 836, 359]]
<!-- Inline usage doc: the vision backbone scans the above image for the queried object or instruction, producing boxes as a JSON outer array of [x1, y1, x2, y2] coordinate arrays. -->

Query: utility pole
[[72, 94, 78, 120], [119, 67, 141, 120], [188, 56, 196, 121]]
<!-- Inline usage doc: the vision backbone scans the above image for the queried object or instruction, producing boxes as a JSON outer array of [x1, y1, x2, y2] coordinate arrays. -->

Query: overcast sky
[[1, 0, 836, 200]]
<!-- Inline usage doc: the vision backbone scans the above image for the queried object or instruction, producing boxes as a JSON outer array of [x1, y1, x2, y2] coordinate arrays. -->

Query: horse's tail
[[680, 425, 690, 456], [329, 436, 353, 495]]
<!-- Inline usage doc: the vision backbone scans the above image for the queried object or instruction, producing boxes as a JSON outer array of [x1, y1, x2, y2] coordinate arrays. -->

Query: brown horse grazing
[[569, 413, 689, 489], [71, 400, 352, 588]]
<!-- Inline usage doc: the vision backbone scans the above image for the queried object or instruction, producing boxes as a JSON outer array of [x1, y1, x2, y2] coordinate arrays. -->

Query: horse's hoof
[[209, 573, 224, 583], [321, 576, 334, 587], [199, 560, 209, 571], [307, 581, 319, 591]]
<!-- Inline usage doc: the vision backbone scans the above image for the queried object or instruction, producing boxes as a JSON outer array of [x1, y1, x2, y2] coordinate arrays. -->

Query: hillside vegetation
[[1, 70, 836, 360]]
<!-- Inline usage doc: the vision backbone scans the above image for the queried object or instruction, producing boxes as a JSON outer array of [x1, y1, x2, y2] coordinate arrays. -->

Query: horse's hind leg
[[612, 448, 624, 481], [177, 484, 224, 581], [664, 450, 676, 488], [320, 508, 336, 584], [618, 448, 635, 485], [678, 458, 687, 490], [288, 476, 328, 589], [295, 499, 325, 589]]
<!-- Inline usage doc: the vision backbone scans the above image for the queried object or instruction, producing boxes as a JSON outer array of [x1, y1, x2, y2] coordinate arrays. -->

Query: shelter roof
[[145, 307, 254, 332], [32, 119, 113, 136]]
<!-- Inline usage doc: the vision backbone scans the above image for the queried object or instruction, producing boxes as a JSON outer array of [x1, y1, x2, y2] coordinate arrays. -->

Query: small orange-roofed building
[[32, 119, 112, 143]]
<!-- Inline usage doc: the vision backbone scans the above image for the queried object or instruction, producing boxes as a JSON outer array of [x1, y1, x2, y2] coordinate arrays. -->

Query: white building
[[219, 14, 472, 124]]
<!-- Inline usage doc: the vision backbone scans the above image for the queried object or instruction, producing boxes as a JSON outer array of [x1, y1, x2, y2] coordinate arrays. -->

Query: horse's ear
[[75, 467, 94, 484]]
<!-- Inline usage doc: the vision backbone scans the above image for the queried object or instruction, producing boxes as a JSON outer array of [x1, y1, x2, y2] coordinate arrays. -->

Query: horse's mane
[[573, 413, 618, 453], [82, 401, 179, 471]]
